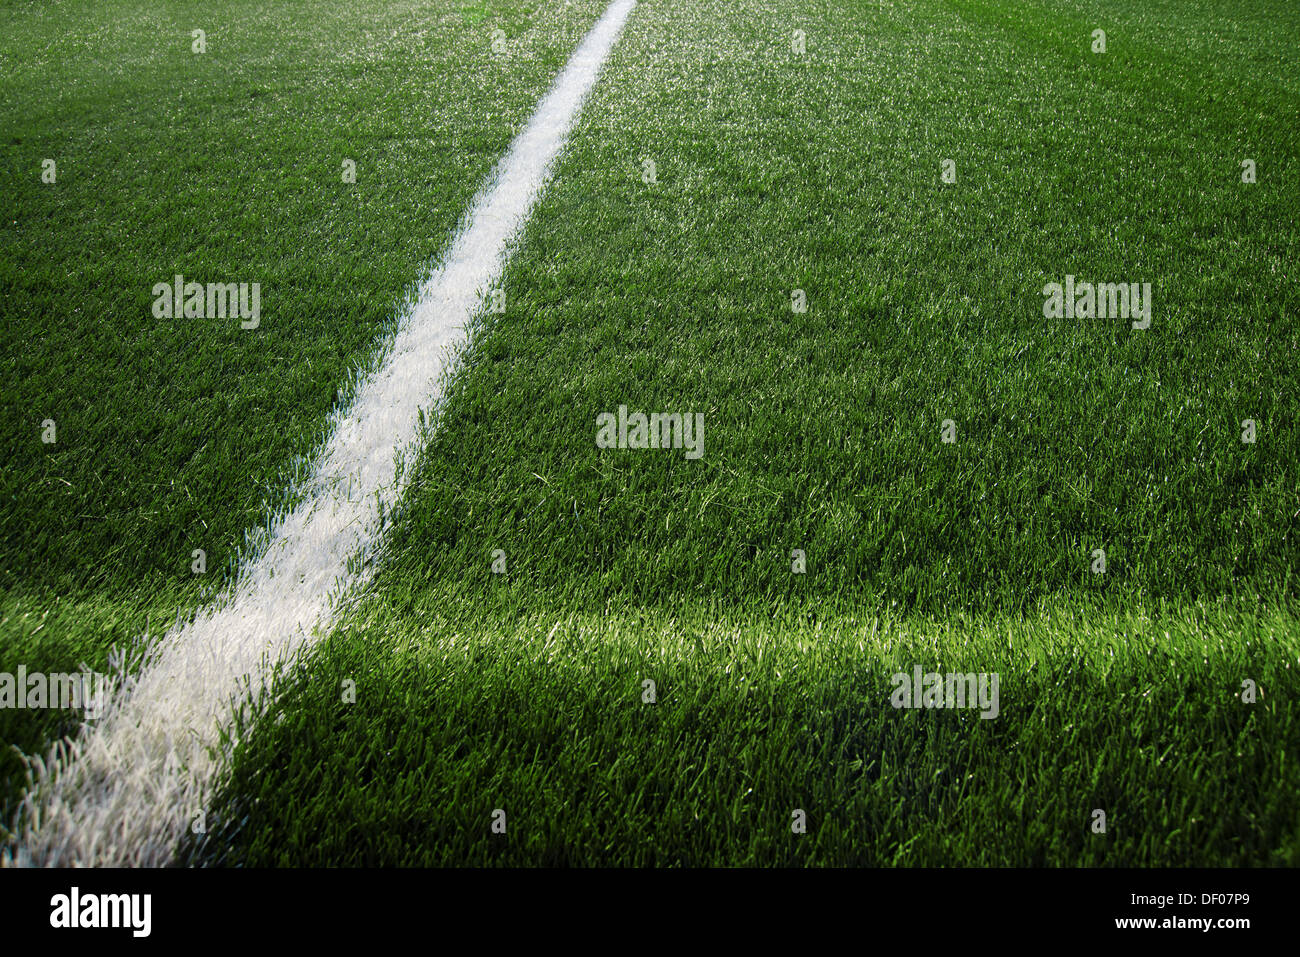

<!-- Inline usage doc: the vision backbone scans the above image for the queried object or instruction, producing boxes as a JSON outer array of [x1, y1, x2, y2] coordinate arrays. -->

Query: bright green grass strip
[[187, 593, 1300, 866]]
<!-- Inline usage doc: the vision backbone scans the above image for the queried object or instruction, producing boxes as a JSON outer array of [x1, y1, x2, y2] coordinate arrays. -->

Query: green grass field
[[3, 0, 1299, 864], [0, 0, 609, 827]]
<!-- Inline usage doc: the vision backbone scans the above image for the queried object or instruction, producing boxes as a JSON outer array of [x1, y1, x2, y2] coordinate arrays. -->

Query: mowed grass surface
[[372, 0, 1299, 615], [194, 0, 1300, 865], [185, 597, 1300, 866], [0, 0, 608, 836]]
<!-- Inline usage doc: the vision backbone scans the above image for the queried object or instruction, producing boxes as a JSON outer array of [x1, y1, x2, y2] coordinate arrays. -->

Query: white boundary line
[[7, 0, 636, 867]]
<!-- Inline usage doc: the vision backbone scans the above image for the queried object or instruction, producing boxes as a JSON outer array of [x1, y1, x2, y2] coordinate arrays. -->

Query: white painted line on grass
[[6, 0, 636, 867]]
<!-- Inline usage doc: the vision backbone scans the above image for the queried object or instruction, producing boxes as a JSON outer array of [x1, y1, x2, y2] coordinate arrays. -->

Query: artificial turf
[[191, 0, 1299, 865], [5, 0, 1300, 863], [183, 595, 1299, 866], [0, 0, 609, 835]]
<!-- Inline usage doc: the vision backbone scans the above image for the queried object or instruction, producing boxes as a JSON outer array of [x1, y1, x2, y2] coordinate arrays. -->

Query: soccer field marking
[[5, 0, 637, 867]]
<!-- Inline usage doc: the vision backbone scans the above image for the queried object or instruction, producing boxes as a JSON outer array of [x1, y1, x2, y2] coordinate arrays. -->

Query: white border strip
[[7, 0, 636, 867]]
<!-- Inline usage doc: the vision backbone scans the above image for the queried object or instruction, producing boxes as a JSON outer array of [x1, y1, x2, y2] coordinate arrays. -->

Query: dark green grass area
[[0, 0, 606, 834], [186, 596, 1300, 866]]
